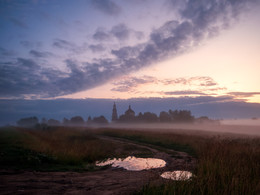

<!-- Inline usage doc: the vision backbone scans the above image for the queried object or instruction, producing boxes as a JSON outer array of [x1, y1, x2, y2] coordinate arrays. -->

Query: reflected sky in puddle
[[96, 156, 166, 171], [161, 171, 193, 180]]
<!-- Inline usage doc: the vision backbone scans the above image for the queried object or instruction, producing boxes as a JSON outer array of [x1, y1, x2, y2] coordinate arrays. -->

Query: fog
[[104, 120, 260, 137], [221, 119, 260, 126]]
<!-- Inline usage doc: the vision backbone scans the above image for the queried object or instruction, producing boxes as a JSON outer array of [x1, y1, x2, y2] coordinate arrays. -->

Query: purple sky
[[0, 0, 260, 123]]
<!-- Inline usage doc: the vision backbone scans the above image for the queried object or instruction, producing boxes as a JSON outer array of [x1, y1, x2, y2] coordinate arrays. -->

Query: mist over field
[[1, 98, 260, 126], [104, 122, 260, 137]]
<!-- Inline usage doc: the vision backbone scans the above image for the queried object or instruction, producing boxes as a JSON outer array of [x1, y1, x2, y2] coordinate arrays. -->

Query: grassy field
[[0, 126, 152, 171], [1, 126, 259, 194], [101, 129, 197, 157], [99, 128, 260, 195]]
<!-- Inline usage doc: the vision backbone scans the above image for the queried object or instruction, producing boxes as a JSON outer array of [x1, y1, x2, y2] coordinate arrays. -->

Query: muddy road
[[0, 136, 196, 195]]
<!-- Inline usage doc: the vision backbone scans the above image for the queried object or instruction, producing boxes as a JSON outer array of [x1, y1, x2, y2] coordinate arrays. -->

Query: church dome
[[125, 105, 135, 116]]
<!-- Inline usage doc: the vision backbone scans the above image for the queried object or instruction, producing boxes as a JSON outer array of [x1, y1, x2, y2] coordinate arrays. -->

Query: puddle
[[161, 171, 193, 180], [96, 156, 166, 171]]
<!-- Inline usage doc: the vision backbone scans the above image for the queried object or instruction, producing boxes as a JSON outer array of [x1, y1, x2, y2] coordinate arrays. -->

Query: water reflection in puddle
[[161, 171, 193, 180], [96, 156, 166, 171]]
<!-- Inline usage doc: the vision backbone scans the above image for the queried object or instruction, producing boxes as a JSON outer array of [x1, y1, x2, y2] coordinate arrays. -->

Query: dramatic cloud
[[93, 24, 144, 42], [196, 77, 217, 87], [91, 0, 121, 16], [0, 58, 65, 98], [163, 90, 209, 96], [20, 41, 42, 49], [112, 76, 157, 92], [53, 39, 75, 50], [111, 75, 220, 93], [228, 92, 260, 98], [161, 76, 217, 87], [89, 44, 106, 53], [111, 23, 131, 40], [0, 0, 257, 98], [111, 46, 142, 60], [0, 47, 16, 57], [52, 39, 87, 53], [93, 29, 111, 41], [29, 50, 53, 58]]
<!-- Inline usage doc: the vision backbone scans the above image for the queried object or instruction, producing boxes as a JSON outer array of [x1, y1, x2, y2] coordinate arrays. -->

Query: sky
[[0, 0, 260, 123]]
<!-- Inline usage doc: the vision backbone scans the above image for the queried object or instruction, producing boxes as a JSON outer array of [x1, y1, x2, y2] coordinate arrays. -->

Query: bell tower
[[112, 102, 118, 121]]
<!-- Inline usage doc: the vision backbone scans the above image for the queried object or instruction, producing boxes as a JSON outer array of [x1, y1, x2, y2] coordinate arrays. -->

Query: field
[[0, 125, 259, 194]]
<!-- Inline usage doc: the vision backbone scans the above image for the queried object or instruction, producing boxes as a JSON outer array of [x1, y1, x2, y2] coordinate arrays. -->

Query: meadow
[[0, 126, 259, 194]]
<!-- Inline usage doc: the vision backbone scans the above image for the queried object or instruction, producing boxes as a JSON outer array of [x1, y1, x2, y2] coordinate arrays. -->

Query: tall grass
[[1, 126, 259, 194], [21, 127, 114, 164], [0, 126, 124, 171], [101, 129, 201, 157], [107, 130, 260, 195], [0, 126, 154, 171]]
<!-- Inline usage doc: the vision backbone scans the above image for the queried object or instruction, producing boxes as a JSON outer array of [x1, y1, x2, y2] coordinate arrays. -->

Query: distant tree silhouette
[[159, 111, 171, 122], [17, 117, 39, 127], [169, 109, 194, 123], [48, 119, 60, 126], [135, 112, 143, 123], [92, 115, 108, 124], [41, 117, 47, 124], [137, 112, 158, 123], [196, 116, 220, 124], [38, 117, 48, 129], [86, 116, 93, 125], [70, 116, 84, 125], [62, 117, 70, 125], [118, 114, 136, 123]]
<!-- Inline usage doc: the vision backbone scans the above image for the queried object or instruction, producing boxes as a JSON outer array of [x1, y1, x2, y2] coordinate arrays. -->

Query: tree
[[136, 112, 143, 123], [86, 116, 93, 125], [159, 111, 171, 122], [118, 114, 136, 123], [17, 117, 39, 127], [48, 119, 60, 126], [41, 117, 47, 124], [70, 116, 84, 125], [62, 117, 70, 125], [169, 109, 194, 123], [142, 112, 158, 123], [92, 115, 108, 124]]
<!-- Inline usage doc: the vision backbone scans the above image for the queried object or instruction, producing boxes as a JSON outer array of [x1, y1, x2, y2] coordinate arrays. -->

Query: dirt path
[[97, 135, 196, 171], [0, 136, 196, 195]]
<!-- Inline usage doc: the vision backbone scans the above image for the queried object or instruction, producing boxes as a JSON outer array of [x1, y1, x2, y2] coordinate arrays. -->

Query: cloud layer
[[111, 75, 220, 93]]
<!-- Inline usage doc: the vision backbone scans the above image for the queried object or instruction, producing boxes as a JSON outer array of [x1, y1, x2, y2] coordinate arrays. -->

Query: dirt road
[[0, 136, 196, 195]]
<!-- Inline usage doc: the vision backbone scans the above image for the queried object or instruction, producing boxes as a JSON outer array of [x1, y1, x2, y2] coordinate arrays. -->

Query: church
[[112, 103, 136, 122]]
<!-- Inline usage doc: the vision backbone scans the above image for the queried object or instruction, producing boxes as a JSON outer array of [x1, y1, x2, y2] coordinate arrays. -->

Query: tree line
[[16, 115, 108, 128], [16, 109, 218, 128], [117, 109, 194, 123]]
